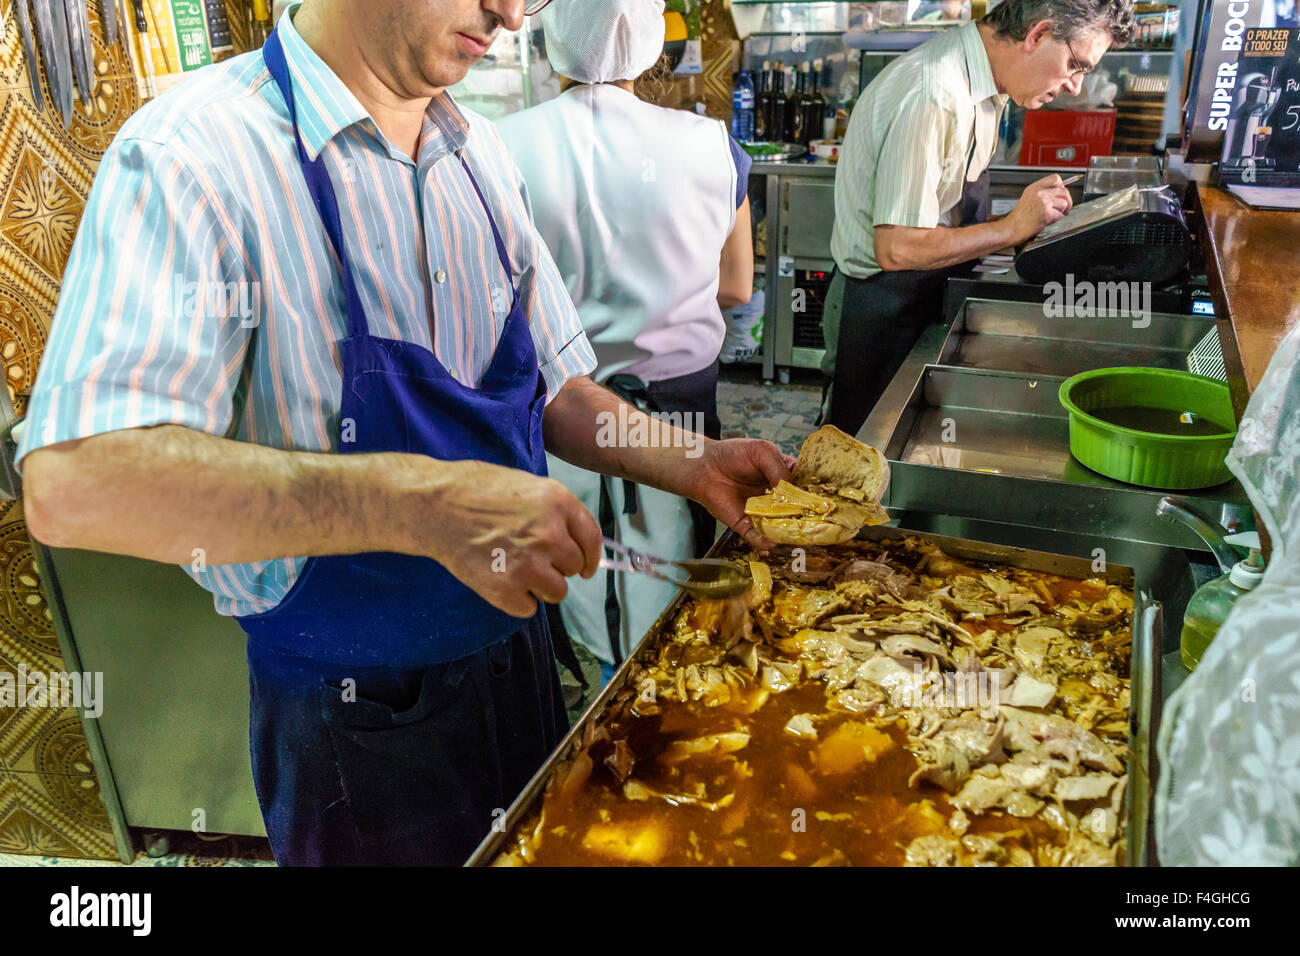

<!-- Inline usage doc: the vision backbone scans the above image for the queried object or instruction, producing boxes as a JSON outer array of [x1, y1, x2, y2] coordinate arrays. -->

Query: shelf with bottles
[[734, 58, 837, 146]]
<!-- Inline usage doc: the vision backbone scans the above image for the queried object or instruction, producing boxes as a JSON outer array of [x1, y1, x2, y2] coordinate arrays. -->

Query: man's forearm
[[543, 376, 709, 501], [875, 217, 1025, 272], [21, 425, 446, 565]]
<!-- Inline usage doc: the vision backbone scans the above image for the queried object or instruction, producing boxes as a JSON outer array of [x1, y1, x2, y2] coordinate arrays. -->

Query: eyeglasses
[[524, 0, 554, 14], [1064, 36, 1095, 78]]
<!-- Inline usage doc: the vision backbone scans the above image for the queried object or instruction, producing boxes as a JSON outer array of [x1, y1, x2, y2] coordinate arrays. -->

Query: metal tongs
[[599, 538, 752, 599]]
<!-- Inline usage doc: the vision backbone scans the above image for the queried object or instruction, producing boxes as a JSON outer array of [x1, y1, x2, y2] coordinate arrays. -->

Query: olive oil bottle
[[1180, 532, 1265, 670]]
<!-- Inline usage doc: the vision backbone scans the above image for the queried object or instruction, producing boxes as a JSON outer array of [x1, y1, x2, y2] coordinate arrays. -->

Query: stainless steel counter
[[860, 303, 1251, 555], [857, 296, 1244, 723], [748, 158, 838, 178]]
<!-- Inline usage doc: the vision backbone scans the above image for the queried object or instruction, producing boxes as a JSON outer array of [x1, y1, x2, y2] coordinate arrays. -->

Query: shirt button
[[434, 269, 447, 284]]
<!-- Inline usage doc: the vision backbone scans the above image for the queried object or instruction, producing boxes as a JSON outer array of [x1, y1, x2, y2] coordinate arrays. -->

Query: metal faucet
[[1155, 496, 1252, 574]]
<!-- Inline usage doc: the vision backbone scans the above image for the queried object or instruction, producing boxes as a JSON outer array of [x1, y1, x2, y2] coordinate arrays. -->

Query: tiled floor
[[717, 362, 826, 457], [0, 831, 274, 867]]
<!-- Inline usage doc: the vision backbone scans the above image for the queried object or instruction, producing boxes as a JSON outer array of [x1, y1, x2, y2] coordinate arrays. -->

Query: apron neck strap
[[453, 150, 514, 289], [264, 25, 369, 340], [263, 24, 519, 338]]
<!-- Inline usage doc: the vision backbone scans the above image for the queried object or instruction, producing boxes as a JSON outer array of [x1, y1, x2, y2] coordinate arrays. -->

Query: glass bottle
[[770, 62, 787, 143], [755, 61, 771, 141]]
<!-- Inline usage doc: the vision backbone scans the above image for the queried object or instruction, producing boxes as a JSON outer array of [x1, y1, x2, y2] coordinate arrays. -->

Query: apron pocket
[[318, 661, 491, 855]]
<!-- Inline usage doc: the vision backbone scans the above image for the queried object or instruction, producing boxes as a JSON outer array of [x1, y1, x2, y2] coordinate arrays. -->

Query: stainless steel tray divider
[[882, 364, 1247, 552], [936, 297, 1217, 380]]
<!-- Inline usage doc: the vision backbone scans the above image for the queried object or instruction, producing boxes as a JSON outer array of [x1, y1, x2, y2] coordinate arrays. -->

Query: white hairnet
[[540, 0, 666, 85], [1156, 319, 1300, 865]]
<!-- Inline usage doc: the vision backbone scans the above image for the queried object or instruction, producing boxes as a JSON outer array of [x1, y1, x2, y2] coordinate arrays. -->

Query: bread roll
[[745, 426, 891, 545]]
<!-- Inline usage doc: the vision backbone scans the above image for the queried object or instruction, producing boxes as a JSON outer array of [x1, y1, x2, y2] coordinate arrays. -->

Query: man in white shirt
[[823, 0, 1135, 435]]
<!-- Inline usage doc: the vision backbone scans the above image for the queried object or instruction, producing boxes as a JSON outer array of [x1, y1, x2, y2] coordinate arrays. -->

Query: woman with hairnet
[[497, 0, 754, 684], [1156, 319, 1300, 866]]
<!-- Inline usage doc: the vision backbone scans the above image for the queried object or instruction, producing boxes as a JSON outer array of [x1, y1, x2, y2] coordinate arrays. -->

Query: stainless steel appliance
[[0, 403, 263, 862], [1015, 185, 1193, 286]]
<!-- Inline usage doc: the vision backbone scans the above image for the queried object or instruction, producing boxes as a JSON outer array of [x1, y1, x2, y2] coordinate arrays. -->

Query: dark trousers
[[828, 266, 968, 438], [246, 611, 567, 866]]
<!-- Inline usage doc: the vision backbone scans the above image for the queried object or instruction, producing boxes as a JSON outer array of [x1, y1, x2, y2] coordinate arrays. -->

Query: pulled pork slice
[[838, 559, 927, 600], [1059, 831, 1118, 867], [881, 634, 953, 667], [961, 834, 1010, 866], [854, 654, 926, 703], [942, 577, 1003, 617], [1007, 672, 1057, 708], [831, 684, 888, 714], [999, 705, 1125, 774], [1054, 772, 1121, 802], [952, 766, 1044, 818], [1011, 626, 1066, 671], [910, 716, 1006, 793], [660, 731, 750, 764], [773, 588, 849, 629], [784, 713, 819, 739], [998, 750, 1067, 796]]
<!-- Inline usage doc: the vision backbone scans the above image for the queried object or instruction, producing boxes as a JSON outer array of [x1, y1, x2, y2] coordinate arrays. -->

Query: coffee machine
[[1222, 66, 1282, 171]]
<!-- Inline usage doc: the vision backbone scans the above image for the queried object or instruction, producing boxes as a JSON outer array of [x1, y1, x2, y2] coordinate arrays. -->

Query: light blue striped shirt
[[18, 4, 596, 617]]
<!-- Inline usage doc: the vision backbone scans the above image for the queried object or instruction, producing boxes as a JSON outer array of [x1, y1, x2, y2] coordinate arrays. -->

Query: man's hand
[[680, 438, 792, 549], [412, 460, 602, 618], [542, 376, 792, 549], [1007, 174, 1073, 241]]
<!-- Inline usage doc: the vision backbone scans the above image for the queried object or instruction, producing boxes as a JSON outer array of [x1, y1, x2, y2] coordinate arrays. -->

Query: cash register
[[1014, 184, 1193, 287]]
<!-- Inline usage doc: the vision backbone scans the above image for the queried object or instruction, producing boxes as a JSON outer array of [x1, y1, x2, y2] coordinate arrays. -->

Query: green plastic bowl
[[1058, 367, 1236, 489]]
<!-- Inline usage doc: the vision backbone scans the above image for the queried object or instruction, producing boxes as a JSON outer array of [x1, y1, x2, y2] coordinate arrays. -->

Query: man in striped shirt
[[16, 0, 788, 865], [823, 0, 1135, 435]]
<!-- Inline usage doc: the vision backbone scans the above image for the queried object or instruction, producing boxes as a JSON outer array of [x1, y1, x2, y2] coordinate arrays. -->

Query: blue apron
[[236, 26, 568, 865]]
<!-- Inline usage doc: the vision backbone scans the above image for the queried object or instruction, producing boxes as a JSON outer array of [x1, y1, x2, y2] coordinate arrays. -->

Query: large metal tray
[[466, 524, 1162, 867], [937, 297, 1215, 379], [881, 364, 1246, 551]]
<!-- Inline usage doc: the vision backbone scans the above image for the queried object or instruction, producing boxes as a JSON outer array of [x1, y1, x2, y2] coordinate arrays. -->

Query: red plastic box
[[1018, 110, 1117, 167]]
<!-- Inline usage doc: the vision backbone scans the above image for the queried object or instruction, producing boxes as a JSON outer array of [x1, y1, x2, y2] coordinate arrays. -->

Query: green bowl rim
[[1057, 367, 1236, 443]]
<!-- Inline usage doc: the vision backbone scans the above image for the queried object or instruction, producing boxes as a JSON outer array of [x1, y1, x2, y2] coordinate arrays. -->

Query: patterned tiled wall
[[657, 1, 740, 122], [0, 0, 248, 859]]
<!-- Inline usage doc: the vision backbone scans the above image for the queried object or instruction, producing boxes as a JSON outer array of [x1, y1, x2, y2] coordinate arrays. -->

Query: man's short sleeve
[[17, 138, 253, 467], [871, 95, 956, 230]]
